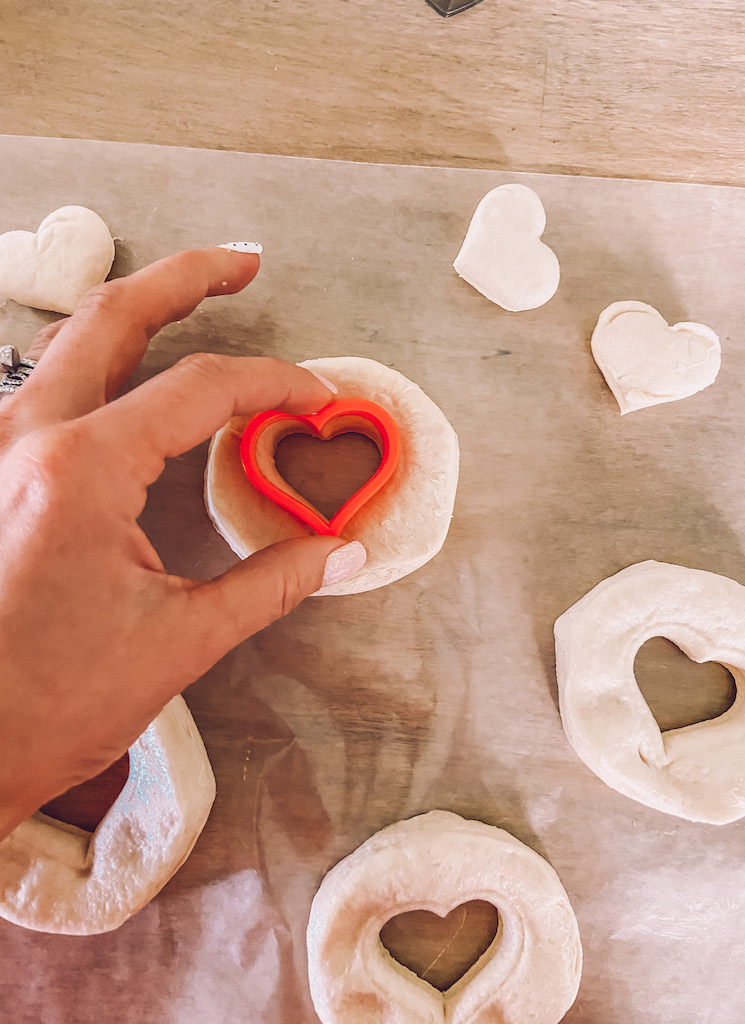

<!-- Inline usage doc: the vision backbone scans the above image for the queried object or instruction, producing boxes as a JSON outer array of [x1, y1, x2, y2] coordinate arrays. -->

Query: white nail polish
[[219, 242, 263, 254], [321, 541, 367, 588], [309, 371, 338, 394]]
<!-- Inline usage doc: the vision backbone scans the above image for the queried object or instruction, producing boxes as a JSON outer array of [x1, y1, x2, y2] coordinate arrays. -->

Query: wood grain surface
[[2, 0, 744, 185]]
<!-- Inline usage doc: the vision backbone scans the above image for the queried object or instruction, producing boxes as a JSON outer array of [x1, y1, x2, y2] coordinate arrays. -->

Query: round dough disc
[[205, 357, 460, 595]]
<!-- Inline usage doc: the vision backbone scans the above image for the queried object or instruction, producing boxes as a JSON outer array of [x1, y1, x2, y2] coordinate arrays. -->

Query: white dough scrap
[[590, 300, 720, 414], [205, 356, 460, 596], [0, 696, 216, 934], [0, 205, 115, 314], [307, 810, 582, 1024], [555, 560, 745, 823], [453, 184, 560, 311]]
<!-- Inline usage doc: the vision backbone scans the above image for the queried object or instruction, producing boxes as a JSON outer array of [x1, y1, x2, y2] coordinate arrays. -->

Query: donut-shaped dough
[[0, 696, 216, 934], [205, 357, 459, 595], [307, 811, 582, 1024], [555, 560, 745, 823]]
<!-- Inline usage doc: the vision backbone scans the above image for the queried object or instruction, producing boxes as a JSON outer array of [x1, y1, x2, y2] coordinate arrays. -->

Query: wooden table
[[1, 0, 744, 185]]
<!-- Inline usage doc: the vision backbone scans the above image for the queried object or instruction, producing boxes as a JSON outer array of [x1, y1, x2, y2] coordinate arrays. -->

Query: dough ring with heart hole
[[555, 560, 745, 824], [0, 696, 216, 934], [307, 811, 582, 1024], [205, 356, 460, 595]]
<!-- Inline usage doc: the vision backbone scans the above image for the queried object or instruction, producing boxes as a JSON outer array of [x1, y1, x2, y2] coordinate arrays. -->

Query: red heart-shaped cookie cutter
[[240, 398, 401, 536]]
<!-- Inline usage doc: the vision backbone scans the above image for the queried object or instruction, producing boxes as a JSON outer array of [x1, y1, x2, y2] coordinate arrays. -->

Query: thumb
[[183, 536, 367, 664]]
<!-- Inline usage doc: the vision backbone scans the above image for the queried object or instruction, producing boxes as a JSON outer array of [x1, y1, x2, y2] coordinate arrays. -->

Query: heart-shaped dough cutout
[[453, 184, 560, 311], [591, 300, 720, 414], [0, 205, 115, 314], [240, 398, 400, 536]]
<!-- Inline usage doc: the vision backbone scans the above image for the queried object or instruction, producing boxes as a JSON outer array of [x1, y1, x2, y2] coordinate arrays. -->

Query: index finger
[[90, 354, 336, 487], [17, 247, 261, 429]]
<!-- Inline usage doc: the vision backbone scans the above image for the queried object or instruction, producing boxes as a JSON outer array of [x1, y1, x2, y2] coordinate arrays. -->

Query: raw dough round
[[555, 560, 745, 823], [205, 357, 460, 595], [0, 205, 115, 315], [590, 300, 720, 414], [307, 810, 582, 1024], [453, 184, 560, 312], [0, 696, 216, 934]]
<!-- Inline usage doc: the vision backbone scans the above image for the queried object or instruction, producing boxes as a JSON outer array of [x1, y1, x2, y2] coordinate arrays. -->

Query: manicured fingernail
[[219, 242, 263, 254], [309, 371, 338, 394], [321, 541, 367, 587]]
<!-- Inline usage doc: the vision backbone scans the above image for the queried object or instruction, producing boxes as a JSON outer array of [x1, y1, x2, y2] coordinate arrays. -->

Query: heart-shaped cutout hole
[[39, 752, 130, 834], [274, 432, 382, 521], [634, 636, 736, 733], [241, 399, 400, 536], [379, 901, 499, 992]]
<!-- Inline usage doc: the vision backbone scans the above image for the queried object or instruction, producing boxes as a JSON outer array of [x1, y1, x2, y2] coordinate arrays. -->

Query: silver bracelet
[[0, 346, 37, 394]]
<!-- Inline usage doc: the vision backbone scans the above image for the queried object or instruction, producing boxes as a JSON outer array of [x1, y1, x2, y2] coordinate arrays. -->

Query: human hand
[[0, 247, 366, 841]]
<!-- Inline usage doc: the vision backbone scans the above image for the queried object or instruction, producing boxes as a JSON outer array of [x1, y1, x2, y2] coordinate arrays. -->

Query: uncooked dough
[[0, 696, 216, 934], [205, 356, 460, 595], [590, 300, 720, 414], [555, 560, 745, 823], [453, 184, 560, 311], [0, 205, 115, 315], [307, 810, 582, 1024]]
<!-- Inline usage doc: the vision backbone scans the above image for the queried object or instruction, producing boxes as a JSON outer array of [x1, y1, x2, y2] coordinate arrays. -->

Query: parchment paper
[[1, 135, 745, 1023]]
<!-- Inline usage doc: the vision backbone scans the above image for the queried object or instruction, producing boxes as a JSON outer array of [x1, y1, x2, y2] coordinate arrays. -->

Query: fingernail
[[219, 242, 263, 254], [309, 371, 338, 394], [321, 541, 367, 587]]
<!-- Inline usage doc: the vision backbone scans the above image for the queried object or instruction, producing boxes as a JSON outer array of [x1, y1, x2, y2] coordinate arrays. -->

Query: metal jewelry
[[0, 346, 37, 394]]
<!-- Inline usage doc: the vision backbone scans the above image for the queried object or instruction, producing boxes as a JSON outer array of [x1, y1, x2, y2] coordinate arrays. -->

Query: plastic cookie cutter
[[240, 398, 401, 537]]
